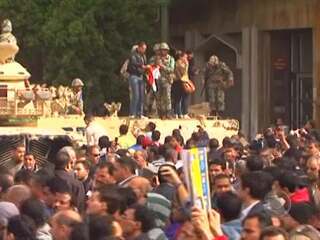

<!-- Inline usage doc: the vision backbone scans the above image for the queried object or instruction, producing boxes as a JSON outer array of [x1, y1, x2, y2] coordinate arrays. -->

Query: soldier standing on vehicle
[[68, 78, 84, 115], [156, 42, 175, 119], [146, 43, 161, 116], [204, 55, 234, 117]]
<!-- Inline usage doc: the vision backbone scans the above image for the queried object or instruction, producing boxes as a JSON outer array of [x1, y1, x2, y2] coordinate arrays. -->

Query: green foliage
[[0, 0, 160, 113]]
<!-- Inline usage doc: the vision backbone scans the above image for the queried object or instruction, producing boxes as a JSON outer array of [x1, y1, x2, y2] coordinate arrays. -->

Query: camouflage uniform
[[204, 58, 233, 114], [68, 78, 84, 114], [146, 53, 158, 115], [157, 53, 175, 118]]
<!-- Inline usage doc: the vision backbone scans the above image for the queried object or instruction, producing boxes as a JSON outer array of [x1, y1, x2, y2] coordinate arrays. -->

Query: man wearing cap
[[157, 42, 175, 119], [204, 55, 234, 117], [68, 78, 84, 114]]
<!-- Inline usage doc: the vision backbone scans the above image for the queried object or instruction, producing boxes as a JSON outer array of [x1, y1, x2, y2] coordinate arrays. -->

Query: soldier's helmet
[[1, 19, 12, 33], [160, 42, 170, 50], [153, 43, 160, 52], [208, 55, 219, 65], [71, 78, 84, 87]]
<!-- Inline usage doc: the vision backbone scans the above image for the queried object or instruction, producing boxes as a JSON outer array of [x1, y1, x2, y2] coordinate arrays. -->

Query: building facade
[[169, 0, 320, 137]]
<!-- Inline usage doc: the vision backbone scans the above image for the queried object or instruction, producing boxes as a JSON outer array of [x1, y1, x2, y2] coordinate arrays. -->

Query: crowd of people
[[123, 41, 234, 119], [1, 117, 320, 240]]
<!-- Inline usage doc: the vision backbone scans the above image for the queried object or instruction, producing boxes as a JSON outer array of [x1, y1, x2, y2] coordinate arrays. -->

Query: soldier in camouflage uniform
[[156, 42, 175, 119], [68, 78, 84, 114], [145, 43, 161, 116], [204, 55, 234, 116]]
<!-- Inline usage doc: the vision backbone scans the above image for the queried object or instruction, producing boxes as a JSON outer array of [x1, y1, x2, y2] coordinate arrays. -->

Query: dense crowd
[[1, 118, 320, 240]]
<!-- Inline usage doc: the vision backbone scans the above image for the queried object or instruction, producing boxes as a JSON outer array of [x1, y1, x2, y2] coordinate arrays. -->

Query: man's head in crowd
[[49, 177, 74, 212], [12, 144, 26, 164], [74, 161, 90, 182], [213, 174, 232, 195], [209, 159, 226, 180], [133, 150, 148, 169], [113, 156, 136, 184], [241, 212, 273, 240], [246, 156, 264, 172], [240, 171, 273, 205], [86, 214, 115, 240], [305, 139, 320, 158], [278, 171, 299, 195], [119, 124, 129, 136], [128, 177, 152, 204], [137, 41, 147, 55], [0, 171, 14, 198], [20, 198, 47, 229], [23, 152, 36, 171], [122, 204, 156, 239], [86, 185, 121, 216], [5, 184, 31, 209], [260, 227, 289, 240], [54, 146, 76, 172], [151, 130, 161, 143], [306, 156, 320, 183], [216, 191, 242, 222], [86, 145, 100, 165], [14, 169, 33, 185], [50, 210, 82, 240], [93, 162, 116, 189], [209, 138, 219, 151]]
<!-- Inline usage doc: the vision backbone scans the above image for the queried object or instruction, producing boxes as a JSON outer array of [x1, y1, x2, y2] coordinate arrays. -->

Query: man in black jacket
[[54, 146, 85, 212], [127, 41, 147, 118]]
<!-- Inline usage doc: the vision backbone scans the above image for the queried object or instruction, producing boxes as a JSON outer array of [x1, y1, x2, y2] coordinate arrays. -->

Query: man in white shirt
[[84, 114, 106, 146]]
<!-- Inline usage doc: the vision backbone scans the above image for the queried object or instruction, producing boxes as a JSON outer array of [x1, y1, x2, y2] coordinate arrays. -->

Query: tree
[[0, 0, 159, 114]]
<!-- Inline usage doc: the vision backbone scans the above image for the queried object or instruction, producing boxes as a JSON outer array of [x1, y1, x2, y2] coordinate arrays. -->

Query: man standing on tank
[[156, 42, 175, 119], [127, 41, 148, 119]]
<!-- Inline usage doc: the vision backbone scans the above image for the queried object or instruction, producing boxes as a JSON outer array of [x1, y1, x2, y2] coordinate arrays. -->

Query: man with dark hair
[[74, 161, 92, 194], [129, 135, 145, 151], [3, 143, 26, 175], [20, 198, 51, 240], [87, 214, 114, 240], [246, 156, 264, 172], [0, 170, 13, 199], [278, 171, 310, 204], [240, 171, 273, 220], [209, 159, 226, 182], [86, 145, 100, 166], [118, 124, 136, 149], [122, 204, 160, 240], [50, 177, 75, 212], [208, 138, 221, 160], [241, 212, 273, 240], [113, 156, 137, 187], [216, 191, 242, 240], [86, 185, 121, 216], [260, 227, 288, 240], [151, 130, 161, 147], [93, 162, 116, 189], [127, 41, 148, 119], [211, 173, 232, 208], [22, 152, 38, 172], [54, 146, 85, 212]]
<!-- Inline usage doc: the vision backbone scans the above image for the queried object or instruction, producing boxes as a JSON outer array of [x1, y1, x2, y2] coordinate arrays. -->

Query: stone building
[[169, 0, 320, 137]]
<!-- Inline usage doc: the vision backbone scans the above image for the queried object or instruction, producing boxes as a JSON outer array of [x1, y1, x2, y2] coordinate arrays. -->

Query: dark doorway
[[270, 29, 313, 129]]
